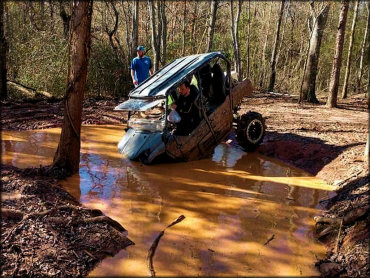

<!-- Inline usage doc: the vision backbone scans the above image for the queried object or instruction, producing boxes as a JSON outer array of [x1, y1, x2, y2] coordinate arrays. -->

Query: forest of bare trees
[[1, 1, 369, 105]]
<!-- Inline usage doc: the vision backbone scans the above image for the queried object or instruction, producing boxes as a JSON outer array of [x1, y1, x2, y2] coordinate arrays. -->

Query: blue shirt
[[130, 56, 153, 84]]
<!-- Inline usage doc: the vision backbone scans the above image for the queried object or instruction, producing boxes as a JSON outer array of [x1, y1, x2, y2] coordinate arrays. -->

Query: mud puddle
[[2, 125, 336, 276]]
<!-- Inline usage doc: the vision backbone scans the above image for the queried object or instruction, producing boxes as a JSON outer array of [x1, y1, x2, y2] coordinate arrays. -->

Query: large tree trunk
[[0, 0, 7, 101], [301, 5, 329, 103], [326, 0, 349, 108], [230, 0, 242, 81], [267, 0, 285, 92], [356, 1, 370, 95], [53, 0, 93, 174], [206, 0, 218, 53], [148, 0, 160, 71], [342, 0, 359, 99]]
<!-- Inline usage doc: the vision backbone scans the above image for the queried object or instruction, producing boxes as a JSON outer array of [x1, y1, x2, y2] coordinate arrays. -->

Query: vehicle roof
[[129, 52, 222, 98]]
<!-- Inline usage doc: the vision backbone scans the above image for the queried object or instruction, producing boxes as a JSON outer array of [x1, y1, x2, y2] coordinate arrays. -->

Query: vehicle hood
[[114, 98, 164, 111]]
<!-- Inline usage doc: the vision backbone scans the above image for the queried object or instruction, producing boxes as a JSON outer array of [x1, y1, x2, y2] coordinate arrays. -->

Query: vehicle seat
[[199, 64, 212, 99], [209, 63, 226, 106]]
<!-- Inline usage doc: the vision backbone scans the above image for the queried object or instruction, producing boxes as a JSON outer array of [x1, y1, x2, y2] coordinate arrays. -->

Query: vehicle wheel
[[236, 111, 266, 152]]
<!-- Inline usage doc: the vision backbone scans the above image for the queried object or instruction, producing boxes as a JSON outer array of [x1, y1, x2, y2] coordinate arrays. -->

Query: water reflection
[[1, 126, 335, 276]]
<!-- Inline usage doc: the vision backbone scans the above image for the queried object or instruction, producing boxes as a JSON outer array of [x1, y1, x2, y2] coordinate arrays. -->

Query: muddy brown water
[[2, 125, 336, 276]]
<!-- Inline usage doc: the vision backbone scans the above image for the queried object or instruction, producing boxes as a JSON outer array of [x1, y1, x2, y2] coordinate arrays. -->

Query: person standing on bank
[[130, 46, 153, 87]]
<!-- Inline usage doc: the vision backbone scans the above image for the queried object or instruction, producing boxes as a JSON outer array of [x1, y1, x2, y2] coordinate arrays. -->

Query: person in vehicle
[[130, 46, 153, 86], [171, 80, 201, 136]]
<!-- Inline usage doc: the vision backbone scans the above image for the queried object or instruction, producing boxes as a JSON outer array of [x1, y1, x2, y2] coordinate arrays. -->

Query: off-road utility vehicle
[[115, 52, 265, 164]]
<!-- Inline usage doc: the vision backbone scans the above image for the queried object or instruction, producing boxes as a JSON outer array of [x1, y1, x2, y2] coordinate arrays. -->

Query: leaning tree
[[53, 0, 93, 174]]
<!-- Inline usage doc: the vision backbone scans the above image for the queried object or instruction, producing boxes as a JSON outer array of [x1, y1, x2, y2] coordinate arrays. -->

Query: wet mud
[[2, 125, 335, 276], [1, 92, 368, 276]]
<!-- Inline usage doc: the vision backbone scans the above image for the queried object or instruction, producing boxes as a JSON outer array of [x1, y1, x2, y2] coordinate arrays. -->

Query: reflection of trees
[[212, 143, 245, 168], [231, 152, 265, 194], [2, 131, 58, 167], [229, 150, 329, 263], [126, 165, 163, 221], [81, 153, 123, 200], [82, 153, 103, 196]]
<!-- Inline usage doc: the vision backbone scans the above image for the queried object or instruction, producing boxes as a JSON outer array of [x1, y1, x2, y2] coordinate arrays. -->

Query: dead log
[[314, 216, 341, 225], [1, 208, 24, 222], [7, 80, 53, 99], [75, 215, 127, 234], [264, 234, 275, 245], [315, 205, 369, 226], [343, 205, 369, 225], [147, 215, 185, 277]]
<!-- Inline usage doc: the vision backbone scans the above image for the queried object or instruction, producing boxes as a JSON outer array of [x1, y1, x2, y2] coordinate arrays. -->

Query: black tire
[[236, 111, 266, 152]]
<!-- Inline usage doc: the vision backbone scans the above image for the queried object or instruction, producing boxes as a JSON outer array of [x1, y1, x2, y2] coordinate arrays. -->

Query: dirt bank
[[1, 92, 369, 276], [1, 97, 126, 130], [1, 165, 133, 277], [241, 92, 369, 277]]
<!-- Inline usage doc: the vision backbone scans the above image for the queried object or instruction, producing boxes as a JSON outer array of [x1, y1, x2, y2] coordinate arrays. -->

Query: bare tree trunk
[[181, 0, 187, 56], [28, 2, 42, 31], [301, 5, 329, 103], [206, 0, 218, 53], [40, 0, 45, 29], [246, 0, 250, 77], [275, 7, 287, 68], [159, 0, 167, 66], [356, 1, 369, 95], [260, 3, 272, 88], [190, 1, 198, 53], [0, 0, 7, 101], [230, 0, 242, 81], [105, 2, 121, 63], [120, 1, 132, 63], [268, 0, 285, 92], [156, 0, 162, 62], [131, 0, 139, 59], [327, 0, 349, 108], [53, 0, 93, 174], [342, 0, 359, 99], [48, 0, 54, 32], [148, 0, 160, 71], [299, 11, 314, 103], [59, 2, 71, 40]]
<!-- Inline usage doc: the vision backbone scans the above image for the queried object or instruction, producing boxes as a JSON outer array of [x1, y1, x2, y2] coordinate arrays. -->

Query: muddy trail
[[1, 92, 369, 276], [1, 97, 127, 130]]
